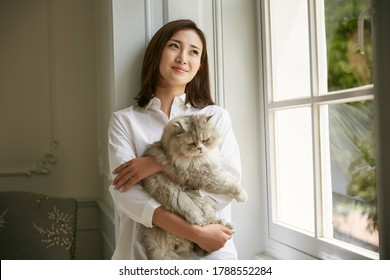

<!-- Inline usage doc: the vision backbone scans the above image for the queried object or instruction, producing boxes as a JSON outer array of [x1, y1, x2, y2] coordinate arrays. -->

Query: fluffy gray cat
[[141, 114, 247, 260]]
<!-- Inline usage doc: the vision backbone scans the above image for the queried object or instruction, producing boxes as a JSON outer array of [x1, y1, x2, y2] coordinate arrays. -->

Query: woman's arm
[[152, 207, 234, 253], [108, 112, 161, 227], [112, 156, 163, 192]]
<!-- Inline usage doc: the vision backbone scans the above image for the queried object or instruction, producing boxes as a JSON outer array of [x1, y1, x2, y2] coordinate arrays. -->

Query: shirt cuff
[[199, 190, 233, 210], [141, 198, 162, 228]]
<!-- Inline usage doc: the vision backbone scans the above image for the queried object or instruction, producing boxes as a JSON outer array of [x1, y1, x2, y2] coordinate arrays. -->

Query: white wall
[[220, 0, 263, 259]]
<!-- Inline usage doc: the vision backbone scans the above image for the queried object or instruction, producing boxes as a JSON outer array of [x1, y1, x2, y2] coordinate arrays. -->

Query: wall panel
[[0, 0, 100, 198], [0, 0, 56, 177]]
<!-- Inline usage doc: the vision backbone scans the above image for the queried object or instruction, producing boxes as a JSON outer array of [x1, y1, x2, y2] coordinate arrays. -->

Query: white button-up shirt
[[108, 94, 242, 259]]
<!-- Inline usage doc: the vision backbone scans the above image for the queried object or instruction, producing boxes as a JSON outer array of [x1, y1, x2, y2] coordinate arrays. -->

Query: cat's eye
[[202, 138, 209, 144], [187, 142, 196, 147]]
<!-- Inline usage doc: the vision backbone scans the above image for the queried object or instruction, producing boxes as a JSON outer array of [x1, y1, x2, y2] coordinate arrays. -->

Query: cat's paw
[[224, 222, 235, 230], [210, 219, 235, 230], [184, 210, 206, 225], [235, 189, 248, 203]]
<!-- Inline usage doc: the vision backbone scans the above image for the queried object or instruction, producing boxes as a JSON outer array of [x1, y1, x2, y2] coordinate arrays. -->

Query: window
[[261, 0, 377, 259]]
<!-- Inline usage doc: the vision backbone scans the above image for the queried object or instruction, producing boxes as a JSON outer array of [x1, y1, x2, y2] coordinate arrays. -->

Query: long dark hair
[[136, 19, 214, 108]]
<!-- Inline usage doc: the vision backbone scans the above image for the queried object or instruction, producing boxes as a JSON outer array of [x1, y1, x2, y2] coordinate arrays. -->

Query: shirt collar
[[144, 97, 160, 110], [175, 94, 190, 108], [144, 93, 190, 110]]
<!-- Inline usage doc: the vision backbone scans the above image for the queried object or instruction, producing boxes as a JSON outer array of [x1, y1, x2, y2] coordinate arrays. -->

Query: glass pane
[[273, 107, 314, 233], [269, 0, 311, 101], [322, 101, 378, 252], [325, 0, 373, 92]]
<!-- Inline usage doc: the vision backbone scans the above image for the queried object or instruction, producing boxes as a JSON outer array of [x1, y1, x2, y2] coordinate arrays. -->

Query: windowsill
[[254, 252, 277, 260]]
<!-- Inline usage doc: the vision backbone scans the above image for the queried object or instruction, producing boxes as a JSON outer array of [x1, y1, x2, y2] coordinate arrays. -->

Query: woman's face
[[158, 29, 203, 90]]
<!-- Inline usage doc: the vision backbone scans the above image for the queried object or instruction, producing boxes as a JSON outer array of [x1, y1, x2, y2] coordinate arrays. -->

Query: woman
[[108, 19, 242, 259]]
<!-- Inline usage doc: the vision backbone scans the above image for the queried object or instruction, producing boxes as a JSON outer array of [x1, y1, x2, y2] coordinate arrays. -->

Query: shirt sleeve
[[200, 106, 243, 210], [214, 108, 242, 183], [108, 111, 161, 228]]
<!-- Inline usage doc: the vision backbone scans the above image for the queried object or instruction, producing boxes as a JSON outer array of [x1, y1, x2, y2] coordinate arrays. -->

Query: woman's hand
[[152, 207, 234, 254], [112, 156, 163, 192], [192, 224, 234, 253]]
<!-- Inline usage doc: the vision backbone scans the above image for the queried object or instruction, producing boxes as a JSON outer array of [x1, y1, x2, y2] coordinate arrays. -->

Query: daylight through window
[[262, 0, 377, 259]]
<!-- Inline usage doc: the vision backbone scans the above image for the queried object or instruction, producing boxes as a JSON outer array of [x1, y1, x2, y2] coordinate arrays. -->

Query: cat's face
[[162, 114, 220, 158]]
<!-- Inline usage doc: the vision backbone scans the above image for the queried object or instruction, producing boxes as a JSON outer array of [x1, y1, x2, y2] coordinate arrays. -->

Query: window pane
[[269, 0, 311, 101], [273, 107, 314, 233], [264, 0, 377, 259], [325, 0, 373, 92], [322, 101, 378, 252]]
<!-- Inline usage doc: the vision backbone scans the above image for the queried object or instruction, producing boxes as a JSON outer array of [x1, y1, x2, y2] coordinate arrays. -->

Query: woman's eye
[[170, 43, 179, 49], [192, 49, 199, 56]]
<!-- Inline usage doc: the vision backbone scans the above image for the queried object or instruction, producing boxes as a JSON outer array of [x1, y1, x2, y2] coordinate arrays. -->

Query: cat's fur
[[141, 114, 247, 260]]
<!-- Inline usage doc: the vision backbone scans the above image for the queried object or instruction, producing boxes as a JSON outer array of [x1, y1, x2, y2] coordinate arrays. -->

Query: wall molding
[[76, 198, 115, 259], [144, 0, 152, 45], [0, 139, 58, 177], [212, 0, 225, 107], [0, 0, 59, 178]]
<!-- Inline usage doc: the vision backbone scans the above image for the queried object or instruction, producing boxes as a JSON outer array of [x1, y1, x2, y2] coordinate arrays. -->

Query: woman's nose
[[176, 52, 187, 64]]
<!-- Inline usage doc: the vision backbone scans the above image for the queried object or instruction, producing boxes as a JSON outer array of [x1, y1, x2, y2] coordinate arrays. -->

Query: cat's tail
[[142, 227, 188, 260]]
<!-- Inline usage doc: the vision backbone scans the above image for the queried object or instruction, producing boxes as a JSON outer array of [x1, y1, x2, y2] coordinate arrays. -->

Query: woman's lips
[[172, 66, 187, 73]]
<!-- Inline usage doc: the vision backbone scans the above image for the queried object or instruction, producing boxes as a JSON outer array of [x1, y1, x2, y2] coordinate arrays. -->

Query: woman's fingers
[[112, 157, 164, 192], [221, 226, 234, 236], [112, 161, 128, 175], [194, 224, 234, 253], [113, 163, 136, 190], [115, 173, 139, 191]]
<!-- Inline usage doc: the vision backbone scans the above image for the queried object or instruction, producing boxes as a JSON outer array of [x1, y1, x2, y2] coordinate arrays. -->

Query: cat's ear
[[172, 119, 187, 133], [206, 114, 213, 123]]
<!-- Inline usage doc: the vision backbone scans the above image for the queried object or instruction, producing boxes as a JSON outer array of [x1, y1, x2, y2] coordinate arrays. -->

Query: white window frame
[[259, 0, 378, 260]]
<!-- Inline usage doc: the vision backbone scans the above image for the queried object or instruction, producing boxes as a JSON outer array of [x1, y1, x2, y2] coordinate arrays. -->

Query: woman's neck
[[155, 86, 185, 117]]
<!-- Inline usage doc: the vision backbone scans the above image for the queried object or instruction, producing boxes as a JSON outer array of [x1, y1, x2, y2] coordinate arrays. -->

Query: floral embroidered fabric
[[0, 191, 77, 259]]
